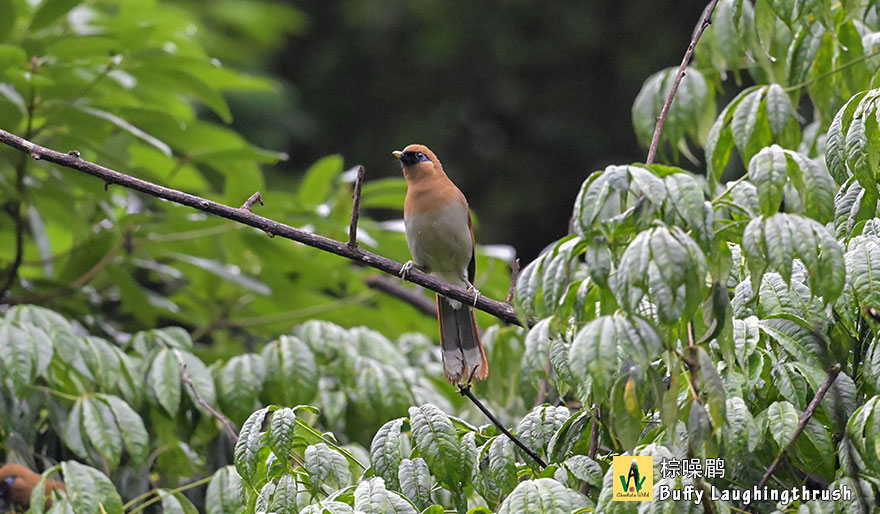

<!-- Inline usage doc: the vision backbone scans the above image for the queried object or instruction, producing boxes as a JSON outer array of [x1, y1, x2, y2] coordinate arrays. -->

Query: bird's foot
[[400, 260, 416, 278], [466, 283, 481, 307]]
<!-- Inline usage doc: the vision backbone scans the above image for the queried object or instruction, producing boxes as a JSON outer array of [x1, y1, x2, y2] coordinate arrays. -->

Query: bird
[[0, 463, 66, 508], [393, 144, 488, 385]]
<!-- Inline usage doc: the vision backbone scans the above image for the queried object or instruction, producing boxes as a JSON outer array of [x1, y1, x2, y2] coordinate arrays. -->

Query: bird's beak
[[392, 150, 403, 160]]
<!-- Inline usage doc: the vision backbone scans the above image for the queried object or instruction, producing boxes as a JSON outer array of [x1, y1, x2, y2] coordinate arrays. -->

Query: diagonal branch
[[348, 165, 365, 248], [459, 386, 547, 468], [756, 363, 842, 491], [645, 0, 721, 165], [0, 128, 522, 326]]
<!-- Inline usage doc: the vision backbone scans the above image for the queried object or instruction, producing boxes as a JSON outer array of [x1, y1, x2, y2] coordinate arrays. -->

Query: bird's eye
[[417, 152, 429, 162]]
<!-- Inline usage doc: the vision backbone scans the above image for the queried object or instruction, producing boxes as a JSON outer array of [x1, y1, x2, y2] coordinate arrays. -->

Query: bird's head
[[392, 144, 442, 178]]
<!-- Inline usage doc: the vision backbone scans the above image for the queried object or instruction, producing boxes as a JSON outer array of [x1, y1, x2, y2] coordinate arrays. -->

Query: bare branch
[[459, 386, 547, 468], [348, 165, 365, 248], [505, 258, 520, 304], [364, 275, 437, 317], [757, 364, 842, 490], [180, 362, 238, 442], [645, 0, 721, 164], [240, 192, 263, 212], [0, 128, 522, 326]]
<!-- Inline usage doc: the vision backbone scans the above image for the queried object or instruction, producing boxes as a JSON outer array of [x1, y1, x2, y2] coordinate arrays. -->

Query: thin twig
[[646, 0, 721, 164], [710, 172, 750, 205], [756, 363, 842, 490], [0, 129, 523, 326], [785, 48, 880, 92], [364, 275, 436, 316], [240, 192, 263, 212], [505, 258, 520, 304], [3, 239, 121, 305], [588, 405, 600, 460], [458, 386, 547, 468], [125, 475, 213, 514], [0, 76, 37, 300], [348, 165, 365, 248], [179, 362, 238, 442]]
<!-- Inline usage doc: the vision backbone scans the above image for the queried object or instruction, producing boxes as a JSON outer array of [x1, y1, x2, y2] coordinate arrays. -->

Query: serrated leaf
[[354, 477, 417, 514], [306, 443, 351, 490], [408, 404, 462, 488], [398, 458, 432, 510], [262, 335, 318, 406], [234, 407, 270, 488], [496, 478, 586, 514], [370, 417, 405, 491], [98, 394, 148, 464], [749, 145, 788, 215]]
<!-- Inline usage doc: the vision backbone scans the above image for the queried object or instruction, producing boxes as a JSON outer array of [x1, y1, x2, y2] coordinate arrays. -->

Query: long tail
[[437, 294, 488, 384]]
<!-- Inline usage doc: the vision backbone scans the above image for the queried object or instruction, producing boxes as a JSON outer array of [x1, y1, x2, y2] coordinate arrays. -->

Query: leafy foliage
[[6, 0, 880, 513]]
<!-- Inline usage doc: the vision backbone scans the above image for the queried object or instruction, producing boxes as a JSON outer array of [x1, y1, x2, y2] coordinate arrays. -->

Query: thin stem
[[710, 173, 750, 205], [785, 49, 880, 92], [0, 76, 37, 300], [125, 475, 213, 513], [646, 0, 721, 164], [30, 385, 81, 402], [179, 362, 238, 442], [459, 386, 547, 468], [348, 165, 365, 247]]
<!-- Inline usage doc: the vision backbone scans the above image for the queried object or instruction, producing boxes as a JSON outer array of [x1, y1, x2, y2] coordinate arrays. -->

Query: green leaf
[[408, 404, 462, 488], [268, 407, 297, 465], [496, 478, 586, 514], [75, 105, 172, 156], [846, 235, 880, 310], [766, 401, 799, 448], [161, 490, 200, 514], [731, 88, 765, 161], [398, 458, 432, 511], [306, 443, 351, 490], [845, 112, 878, 197], [826, 92, 866, 185], [97, 394, 148, 465], [218, 354, 266, 422], [764, 84, 794, 135], [354, 477, 418, 514], [370, 417, 406, 491], [61, 460, 99, 514], [269, 475, 297, 514], [148, 348, 182, 416], [206, 466, 244, 514], [81, 398, 124, 469], [176, 350, 217, 414], [749, 144, 788, 215], [515, 405, 570, 462], [171, 253, 271, 295], [234, 407, 270, 488], [262, 335, 319, 406], [298, 154, 344, 207], [29, 0, 80, 30], [0, 322, 35, 394]]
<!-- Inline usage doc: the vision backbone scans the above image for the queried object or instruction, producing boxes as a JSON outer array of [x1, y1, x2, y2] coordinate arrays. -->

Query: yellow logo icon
[[612, 456, 653, 501]]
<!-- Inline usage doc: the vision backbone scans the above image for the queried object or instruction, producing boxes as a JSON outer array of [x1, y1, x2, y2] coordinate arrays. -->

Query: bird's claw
[[400, 260, 415, 278], [467, 284, 481, 307]]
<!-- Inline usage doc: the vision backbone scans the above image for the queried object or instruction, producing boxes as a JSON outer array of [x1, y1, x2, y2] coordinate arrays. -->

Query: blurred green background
[[226, 1, 706, 262]]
